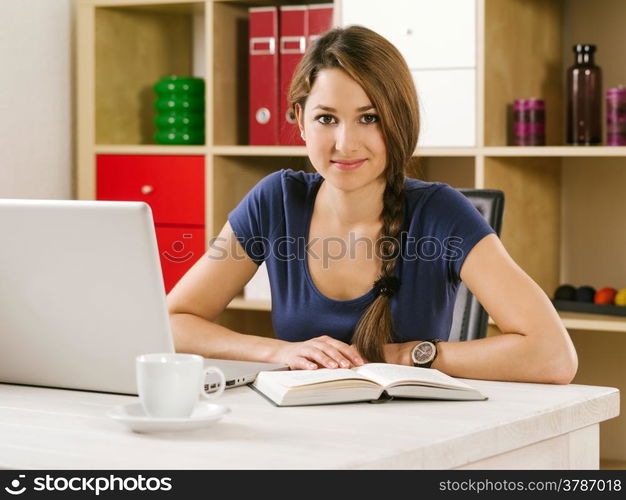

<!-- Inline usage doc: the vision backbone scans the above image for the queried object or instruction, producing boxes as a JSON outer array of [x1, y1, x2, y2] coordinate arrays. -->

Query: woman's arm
[[166, 221, 282, 361], [167, 221, 363, 370], [384, 234, 578, 384]]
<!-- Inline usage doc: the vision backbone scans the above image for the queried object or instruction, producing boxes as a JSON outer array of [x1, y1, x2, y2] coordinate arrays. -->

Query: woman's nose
[[334, 123, 360, 153]]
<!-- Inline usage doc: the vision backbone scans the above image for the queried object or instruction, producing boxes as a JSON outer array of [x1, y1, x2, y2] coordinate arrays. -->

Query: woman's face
[[296, 68, 387, 192]]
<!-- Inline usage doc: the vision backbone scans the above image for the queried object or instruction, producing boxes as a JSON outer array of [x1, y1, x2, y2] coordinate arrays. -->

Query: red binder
[[249, 7, 279, 145], [307, 4, 334, 47], [279, 6, 308, 145]]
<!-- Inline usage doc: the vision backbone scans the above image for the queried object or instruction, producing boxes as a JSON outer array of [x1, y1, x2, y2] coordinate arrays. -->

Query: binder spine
[[279, 6, 308, 146], [307, 3, 334, 47], [249, 7, 279, 145]]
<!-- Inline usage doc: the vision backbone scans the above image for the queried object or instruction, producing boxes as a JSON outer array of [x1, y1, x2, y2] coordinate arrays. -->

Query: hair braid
[[351, 173, 405, 362]]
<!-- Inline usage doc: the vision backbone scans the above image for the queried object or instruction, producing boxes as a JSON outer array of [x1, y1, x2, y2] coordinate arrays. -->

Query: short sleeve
[[227, 170, 284, 265], [421, 184, 497, 283]]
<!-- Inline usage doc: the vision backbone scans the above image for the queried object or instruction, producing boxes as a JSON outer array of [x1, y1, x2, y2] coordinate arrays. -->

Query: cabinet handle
[[141, 185, 154, 195]]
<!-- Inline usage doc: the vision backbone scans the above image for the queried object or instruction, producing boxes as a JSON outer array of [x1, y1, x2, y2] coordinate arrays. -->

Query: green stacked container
[[153, 76, 205, 145]]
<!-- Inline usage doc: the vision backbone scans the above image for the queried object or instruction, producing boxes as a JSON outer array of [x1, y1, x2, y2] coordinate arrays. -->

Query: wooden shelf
[[212, 146, 480, 157], [212, 146, 478, 157], [95, 145, 207, 155], [489, 312, 626, 334], [211, 146, 308, 156], [557, 312, 626, 333], [227, 296, 271, 311], [93, 144, 626, 158], [482, 146, 626, 157], [80, 0, 200, 7], [415, 147, 477, 157]]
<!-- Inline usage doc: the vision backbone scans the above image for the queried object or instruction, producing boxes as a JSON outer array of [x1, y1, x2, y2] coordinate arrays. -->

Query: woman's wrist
[[269, 338, 293, 365], [384, 341, 419, 365], [401, 341, 420, 366]]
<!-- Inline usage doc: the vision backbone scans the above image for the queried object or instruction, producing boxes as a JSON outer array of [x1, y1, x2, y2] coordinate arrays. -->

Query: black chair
[[447, 189, 505, 342]]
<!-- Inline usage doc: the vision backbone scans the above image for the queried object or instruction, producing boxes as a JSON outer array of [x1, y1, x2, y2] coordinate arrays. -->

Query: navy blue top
[[227, 169, 496, 344]]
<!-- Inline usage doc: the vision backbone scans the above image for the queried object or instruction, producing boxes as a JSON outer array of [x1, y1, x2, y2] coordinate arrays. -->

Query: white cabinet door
[[341, 0, 476, 146], [413, 68, 475, 147], [340, 0, 476, 70]]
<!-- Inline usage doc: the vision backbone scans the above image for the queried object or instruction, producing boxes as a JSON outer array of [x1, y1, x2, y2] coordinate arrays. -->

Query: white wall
[[0, 0, 73, 199]]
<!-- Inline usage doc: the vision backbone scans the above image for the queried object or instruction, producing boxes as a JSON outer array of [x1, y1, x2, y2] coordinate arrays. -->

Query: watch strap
[[424, 339, 441, 368]]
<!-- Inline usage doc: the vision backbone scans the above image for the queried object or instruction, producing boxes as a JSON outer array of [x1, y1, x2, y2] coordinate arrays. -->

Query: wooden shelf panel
[[484, 0, 562, 147], [212, 145, 626, 158], [489, 312, 626, 333], [94, 3, 202, 145], [211, 155, 311, 233], [90, 145, 626, 158], [559, 311, 626, 333], [408, 156, 476, 188], [95, 145, 207, 154], [415, 148, 478, 157], [212, 146, 480, 157], [84, 0, 202, 8], [483, 146, 626, 157], [212, 146, 308, 156]]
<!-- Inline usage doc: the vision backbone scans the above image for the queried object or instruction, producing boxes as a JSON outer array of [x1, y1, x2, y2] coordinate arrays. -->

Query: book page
[[255, 368, 374, 389], [353, 363, 477, 391]]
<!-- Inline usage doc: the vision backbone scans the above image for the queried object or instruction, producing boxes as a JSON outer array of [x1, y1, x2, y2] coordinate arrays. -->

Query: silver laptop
[[0, 199, 287, 395]]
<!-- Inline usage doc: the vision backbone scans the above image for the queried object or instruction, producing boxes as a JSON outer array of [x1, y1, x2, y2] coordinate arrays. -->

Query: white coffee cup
[[136, 353, 225, 418]]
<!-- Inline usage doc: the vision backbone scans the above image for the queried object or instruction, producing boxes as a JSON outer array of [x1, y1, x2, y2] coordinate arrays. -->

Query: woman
[[167, 26, 578, 383]]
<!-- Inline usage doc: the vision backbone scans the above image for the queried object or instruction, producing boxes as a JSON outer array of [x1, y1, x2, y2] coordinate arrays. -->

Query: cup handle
[[201, 367, 225, 400]]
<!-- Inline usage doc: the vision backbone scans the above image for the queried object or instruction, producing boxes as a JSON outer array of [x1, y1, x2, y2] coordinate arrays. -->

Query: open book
[[251, 363, 487, 407]]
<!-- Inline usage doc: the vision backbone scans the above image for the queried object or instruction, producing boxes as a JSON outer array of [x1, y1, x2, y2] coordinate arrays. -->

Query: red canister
[[606, 86, 626, 146], [513, 98, 546, 146]]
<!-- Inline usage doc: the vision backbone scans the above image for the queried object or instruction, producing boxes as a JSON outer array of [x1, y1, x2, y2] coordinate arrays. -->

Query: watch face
[[412, 341, 436, 364]]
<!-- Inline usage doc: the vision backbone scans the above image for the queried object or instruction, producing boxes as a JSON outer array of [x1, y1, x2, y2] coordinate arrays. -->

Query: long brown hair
[[288, 25, 420, 362]]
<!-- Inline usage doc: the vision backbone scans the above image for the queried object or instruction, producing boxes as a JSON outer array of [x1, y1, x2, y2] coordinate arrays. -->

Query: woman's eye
[[361, 114, 379, 124], [316, 114, 336, 125], [314, 114, 378, 125]]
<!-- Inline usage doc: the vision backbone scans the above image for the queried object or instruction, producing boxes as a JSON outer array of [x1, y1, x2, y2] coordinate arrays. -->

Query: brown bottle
[[567, 44, 602, 145]]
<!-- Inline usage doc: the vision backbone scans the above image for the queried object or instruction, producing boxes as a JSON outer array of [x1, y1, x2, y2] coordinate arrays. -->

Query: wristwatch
[[411, 339, 441, 368]]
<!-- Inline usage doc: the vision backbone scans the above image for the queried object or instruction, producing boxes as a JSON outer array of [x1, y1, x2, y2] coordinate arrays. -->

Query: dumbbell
[[553, 284, 596, 302], [614, 288, 626, 306], [595, 287, 617, 305]]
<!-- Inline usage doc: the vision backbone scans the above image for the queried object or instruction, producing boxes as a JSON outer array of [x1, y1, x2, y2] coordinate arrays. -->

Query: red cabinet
[[155, 226, 205, 293], [97, 155, 204, 225], [96, 155, 205, 293]]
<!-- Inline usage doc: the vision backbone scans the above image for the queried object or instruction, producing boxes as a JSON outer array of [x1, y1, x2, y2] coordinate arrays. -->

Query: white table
[[0, 380, 619, 469]]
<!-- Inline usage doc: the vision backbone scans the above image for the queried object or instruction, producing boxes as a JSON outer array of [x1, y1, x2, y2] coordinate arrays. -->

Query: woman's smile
[[331, 158, 367, 171]]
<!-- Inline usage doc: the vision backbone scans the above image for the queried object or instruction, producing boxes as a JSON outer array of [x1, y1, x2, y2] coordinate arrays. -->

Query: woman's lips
[[331, 159, 366, 171]]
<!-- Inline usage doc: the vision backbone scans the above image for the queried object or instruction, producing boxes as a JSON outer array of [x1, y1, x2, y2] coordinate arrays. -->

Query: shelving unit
[[490, 313, 626, 334], [76, 0, 626, 462], [75, 0, 626, 338]]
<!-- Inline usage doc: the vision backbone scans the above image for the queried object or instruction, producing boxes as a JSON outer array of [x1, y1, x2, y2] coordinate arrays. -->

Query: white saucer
[[107, 402, 230, 433]]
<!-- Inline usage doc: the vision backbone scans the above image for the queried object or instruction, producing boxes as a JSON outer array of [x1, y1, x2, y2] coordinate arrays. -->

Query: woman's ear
[[294, 103, 305, 140]]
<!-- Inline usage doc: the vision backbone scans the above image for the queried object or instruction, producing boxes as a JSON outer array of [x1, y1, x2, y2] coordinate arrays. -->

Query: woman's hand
[[278, 335, 366, 370]]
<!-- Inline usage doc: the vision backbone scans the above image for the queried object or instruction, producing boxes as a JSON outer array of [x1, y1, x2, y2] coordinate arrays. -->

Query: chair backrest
[[447, 189, 505, 342]]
